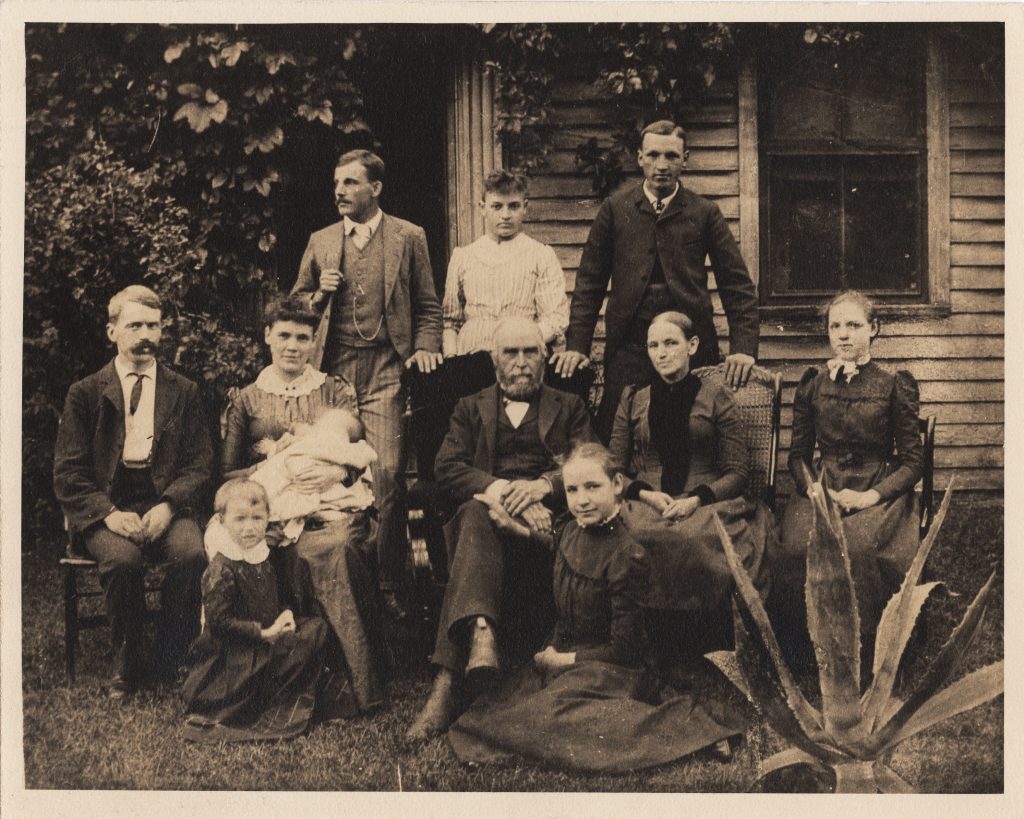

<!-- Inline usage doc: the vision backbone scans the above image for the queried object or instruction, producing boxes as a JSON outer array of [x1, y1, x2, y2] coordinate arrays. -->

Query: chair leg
[[63, 565, 79, 684]]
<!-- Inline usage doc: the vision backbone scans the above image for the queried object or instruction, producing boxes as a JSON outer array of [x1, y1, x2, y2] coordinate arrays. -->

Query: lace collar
[[577, 505, 622, 530], [827, 354, 872, 382], [204, 517, 271, 564], [255, 363, 326, 397]]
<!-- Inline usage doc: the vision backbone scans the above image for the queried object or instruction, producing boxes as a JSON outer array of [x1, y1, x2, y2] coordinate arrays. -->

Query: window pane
[[844, 43, 923, 144], [768, 157, 843, 294], [844, 156, 921, 292], [766, 52, 843, 142]]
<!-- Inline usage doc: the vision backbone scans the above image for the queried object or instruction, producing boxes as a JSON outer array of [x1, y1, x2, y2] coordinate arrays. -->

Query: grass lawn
[[19, 494, 1003, 792]]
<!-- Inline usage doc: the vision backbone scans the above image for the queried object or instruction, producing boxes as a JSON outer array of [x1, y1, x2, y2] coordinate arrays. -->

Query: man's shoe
[[465, 617, 500, 691], [107, 673, 133, 700], [405, 670, 456, 742]]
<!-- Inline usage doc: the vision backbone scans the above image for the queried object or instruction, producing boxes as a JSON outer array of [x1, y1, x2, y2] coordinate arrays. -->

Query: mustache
[[131, 341, 158, 354]]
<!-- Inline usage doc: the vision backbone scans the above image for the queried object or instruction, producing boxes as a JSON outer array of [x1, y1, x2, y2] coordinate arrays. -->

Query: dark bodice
[[608, 379, 749, 502], [549, 517, 649, 667], [787, 362, 922, 500], [200, 551, 317, 644], [221, 376, 358, 476]]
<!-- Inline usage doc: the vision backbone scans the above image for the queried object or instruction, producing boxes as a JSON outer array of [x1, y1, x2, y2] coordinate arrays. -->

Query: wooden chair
[[919, 415, 937, 537], [692, 363, 784, 511], [60, 534, 164, 683]]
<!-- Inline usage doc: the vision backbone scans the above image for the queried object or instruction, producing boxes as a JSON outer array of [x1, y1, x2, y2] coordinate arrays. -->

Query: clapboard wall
[[521, 41, 1004, 495]]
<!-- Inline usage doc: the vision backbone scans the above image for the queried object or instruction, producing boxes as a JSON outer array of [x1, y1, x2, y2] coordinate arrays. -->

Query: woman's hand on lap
[[828, 488, 881, 513], [662, 495, 700, 520], [639, 489, 673, 514]]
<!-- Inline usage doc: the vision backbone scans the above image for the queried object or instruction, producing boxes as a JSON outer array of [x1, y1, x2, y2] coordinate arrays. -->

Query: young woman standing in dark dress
[[774, 290, 923, 645]]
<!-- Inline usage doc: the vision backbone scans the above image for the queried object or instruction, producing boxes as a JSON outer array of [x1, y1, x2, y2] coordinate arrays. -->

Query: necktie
[[128, 373, 144, 415], [351, 223, 370, 250], [654, 198, 665, 216]]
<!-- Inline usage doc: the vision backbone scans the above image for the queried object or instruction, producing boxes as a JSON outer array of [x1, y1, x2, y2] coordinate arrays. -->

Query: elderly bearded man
[[406, 317, 594, 740]]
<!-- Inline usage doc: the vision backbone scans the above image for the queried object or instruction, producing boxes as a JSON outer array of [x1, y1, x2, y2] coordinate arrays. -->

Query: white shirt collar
[[114, 356, 157, 382], [343, 208, 383, 238], [643, 181, 680, 210], [255, 363, 327, 398]]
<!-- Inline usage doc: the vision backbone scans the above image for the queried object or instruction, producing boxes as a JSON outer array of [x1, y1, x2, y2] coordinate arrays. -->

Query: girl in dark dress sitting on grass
[[183, 479, 332, 742], [448, 443, 741, 773]]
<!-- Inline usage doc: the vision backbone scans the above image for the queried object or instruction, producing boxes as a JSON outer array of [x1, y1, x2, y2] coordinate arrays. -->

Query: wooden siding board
[[521, 51, 1003, 494]]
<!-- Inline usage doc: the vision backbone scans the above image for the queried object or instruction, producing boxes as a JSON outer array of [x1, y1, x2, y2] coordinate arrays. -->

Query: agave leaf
[[862, 581, 943, 728], [732, 602, 841, 762], [873, 762, 916, 793], [884, 660, 1003, 749], [714, 515, 829, 746], [832, 760, 877, 793], [871, 570, 997, 751], [704, 650, 751, 701], [801, 468, 863, 737], [748, 747, 823, 791], [862, 482, 955, 728]]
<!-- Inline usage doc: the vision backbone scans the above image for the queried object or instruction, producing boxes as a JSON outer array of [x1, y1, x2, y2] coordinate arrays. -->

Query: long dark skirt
[[448, 659, 742, 773], [288, 513, 391, 713], [183, 616, 328, 742]]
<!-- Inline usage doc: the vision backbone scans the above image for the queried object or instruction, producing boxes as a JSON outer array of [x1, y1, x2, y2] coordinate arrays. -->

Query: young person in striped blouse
[[441, 171, 569, 359]]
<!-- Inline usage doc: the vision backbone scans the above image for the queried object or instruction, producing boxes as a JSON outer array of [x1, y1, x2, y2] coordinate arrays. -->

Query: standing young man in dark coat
[[551, 120, 760, 441], [291, 149, 444, 619], [53, 285, 212, 697]]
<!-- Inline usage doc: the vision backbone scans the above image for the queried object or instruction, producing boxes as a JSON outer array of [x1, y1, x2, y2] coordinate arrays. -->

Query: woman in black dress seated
[[607, 310, 774, 652], [221, 294, 389, 715], [774, 290, 922, 647]]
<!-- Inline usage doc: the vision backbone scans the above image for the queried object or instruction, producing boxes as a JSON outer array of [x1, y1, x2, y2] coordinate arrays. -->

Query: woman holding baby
[[221, 295, 390, 716]]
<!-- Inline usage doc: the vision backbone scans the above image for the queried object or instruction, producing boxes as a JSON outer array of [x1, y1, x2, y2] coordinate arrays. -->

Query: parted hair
[[264, 293, 320, 331], [562, 441, 620, 481], [336, 149, 386, 183], [640, 119, 687, 145], [821, 290, 880, 332], [108, 285, 162, 323], [649, 310, 696, 341]]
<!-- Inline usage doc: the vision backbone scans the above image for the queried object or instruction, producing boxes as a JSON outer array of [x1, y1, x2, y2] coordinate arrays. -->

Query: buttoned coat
[[53, 360, 214, 536], [566, 183, 759, 362], [434, 383, 595, 508], [291, 213, 443, 367]]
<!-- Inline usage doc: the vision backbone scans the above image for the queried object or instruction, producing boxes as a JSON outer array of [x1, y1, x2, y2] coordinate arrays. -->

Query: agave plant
[[709, 475, 1003, 793]]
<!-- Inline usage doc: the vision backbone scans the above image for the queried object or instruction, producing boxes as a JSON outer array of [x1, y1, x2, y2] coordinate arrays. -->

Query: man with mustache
[[54, 285, 212, 698], [406, 317, 594, 740], [551, 119, 760, 442], [292, 149, 443, 619]]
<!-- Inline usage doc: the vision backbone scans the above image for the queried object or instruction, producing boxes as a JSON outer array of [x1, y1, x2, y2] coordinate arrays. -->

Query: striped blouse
[[442, 232, 569, 356]]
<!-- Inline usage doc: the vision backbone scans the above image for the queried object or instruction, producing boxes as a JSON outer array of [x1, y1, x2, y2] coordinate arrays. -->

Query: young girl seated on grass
[[183, 478, 333, 743], [451, 443, 742, 772], [243, 407, 376, 543]]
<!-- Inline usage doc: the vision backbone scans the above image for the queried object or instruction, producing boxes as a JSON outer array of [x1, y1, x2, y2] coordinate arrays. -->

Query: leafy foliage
[[709, 478, 1004, 793], [23, 140, 262, 539]]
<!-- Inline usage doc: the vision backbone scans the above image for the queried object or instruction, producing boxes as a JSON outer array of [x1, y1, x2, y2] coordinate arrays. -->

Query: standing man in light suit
[[551, 120, 760, 442], [292, 149, 443, 618]]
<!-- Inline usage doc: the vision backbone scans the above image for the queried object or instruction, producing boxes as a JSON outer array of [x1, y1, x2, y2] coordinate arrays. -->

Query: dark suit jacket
[[53, 360, 214, 536], [566, 183, 758, 362], [291, 213, 443, 367], [434, 384, 595, 508]]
